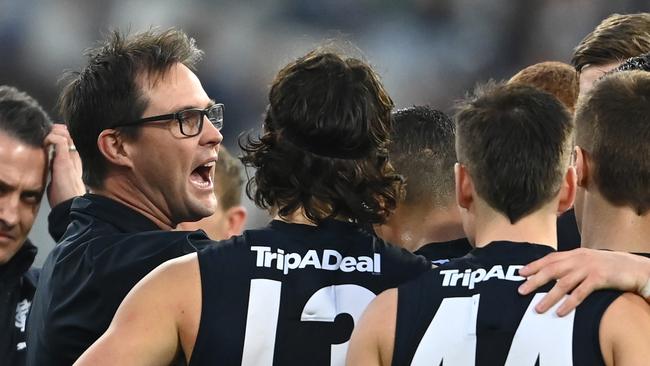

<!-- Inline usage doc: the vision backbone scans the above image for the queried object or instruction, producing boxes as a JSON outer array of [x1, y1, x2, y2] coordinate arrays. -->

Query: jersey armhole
[[391, 278, 429, 366], [187, 246, 222, 365], [573, 290, 623, 366]]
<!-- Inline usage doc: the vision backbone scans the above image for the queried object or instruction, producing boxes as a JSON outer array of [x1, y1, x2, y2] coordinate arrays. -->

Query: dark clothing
[[47, 198, 75, 242], [189, 219, 431, 366], [557, 209, 581, 251], [414, 237, 472, 265], [27, 194, 212, 366], [0, 241, 38, 366], [392, 241, 621, 366]]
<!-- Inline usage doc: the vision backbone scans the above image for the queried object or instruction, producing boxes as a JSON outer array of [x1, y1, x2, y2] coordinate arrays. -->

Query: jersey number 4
[[411, 293, 575, 365], [240, 279, 374, 366]]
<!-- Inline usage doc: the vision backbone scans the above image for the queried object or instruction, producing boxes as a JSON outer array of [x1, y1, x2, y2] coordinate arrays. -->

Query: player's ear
[[225, 205, 247, 238], [455, 163, 473, 210], [557, 164, 577, 215], [574, 146, 590, 188], [97, 129, 134, 169]]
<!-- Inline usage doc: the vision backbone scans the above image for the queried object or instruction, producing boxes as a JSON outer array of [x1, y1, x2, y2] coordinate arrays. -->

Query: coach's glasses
[[112, 103, 224, 137]]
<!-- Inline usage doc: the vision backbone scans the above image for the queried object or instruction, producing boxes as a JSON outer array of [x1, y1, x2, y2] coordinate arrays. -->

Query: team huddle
[[1, 10, 650, 366]]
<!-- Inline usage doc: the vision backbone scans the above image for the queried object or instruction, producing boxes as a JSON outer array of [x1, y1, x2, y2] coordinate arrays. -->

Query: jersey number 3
[[411, 293, 575, 365], [241, 279, 375, 366]]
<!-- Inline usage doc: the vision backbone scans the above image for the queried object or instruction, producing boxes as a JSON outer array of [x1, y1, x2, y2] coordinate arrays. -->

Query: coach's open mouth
[[189, 160, 215, 189]]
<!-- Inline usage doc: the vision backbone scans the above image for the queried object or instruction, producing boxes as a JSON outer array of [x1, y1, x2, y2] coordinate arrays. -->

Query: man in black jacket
[[27, 28, 222, 365], [0, 85, 83, 366]]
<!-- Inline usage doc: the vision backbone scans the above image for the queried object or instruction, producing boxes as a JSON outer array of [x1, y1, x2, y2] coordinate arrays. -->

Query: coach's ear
[[97, 129, 134, 169], [574, 146, 590, 188], [455, 163, 474, 210]]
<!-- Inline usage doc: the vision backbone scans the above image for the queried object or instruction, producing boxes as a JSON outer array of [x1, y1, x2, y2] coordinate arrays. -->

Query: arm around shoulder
[[74, 252, 202, 366]]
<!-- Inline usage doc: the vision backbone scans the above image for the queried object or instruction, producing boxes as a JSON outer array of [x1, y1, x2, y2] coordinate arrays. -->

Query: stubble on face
[[125, 63, 220, 227]]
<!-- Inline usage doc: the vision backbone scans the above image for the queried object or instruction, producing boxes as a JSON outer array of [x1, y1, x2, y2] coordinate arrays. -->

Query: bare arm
[[600, 292, 650, 366], [346, 288, 397, 366], [518, 248, 650, 316], [74, 253, 201, 366]]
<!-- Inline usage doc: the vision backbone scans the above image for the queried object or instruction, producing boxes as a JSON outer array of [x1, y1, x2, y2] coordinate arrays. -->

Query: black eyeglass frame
[[111, 103, 224, 137]]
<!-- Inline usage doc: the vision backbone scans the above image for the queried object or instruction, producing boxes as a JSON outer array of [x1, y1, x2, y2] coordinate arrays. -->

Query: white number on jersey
[[301, 284, 375, 366], [242, 279, 375, 366], [411, 293, 575, 366], [242, 279, 282, 366]]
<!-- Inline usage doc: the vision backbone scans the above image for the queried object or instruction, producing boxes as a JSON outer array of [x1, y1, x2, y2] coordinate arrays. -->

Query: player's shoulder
[[364, 287, 399, 324], [397, 263, 449, 297], [598, 292, 650, 365], [396, 254, 488, 302], [578, 289, 624, 314], [370, 238, 432, 283], [129, 252, 201, 294], [599, 291, 649, 321], [210, 222, 289, 249], [196, 227, 275, 266], [373, 236, 430, 265]]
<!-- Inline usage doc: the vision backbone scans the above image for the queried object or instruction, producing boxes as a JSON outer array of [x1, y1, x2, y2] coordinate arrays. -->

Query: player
[[573, 12, 650, 95], [374, 106, 470, 264], [347, 82, 650, 366], [519, 67, 650, 316]]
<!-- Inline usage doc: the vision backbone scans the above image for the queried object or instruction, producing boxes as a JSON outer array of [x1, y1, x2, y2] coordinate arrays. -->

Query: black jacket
[[26, 194, 213, 366], [0, 241, 39, 366], [0, 197, 72, 366]]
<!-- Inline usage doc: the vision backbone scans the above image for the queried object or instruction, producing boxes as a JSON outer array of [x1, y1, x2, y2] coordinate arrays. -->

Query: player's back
[[392, 241, 621, 366], [189, 219, 430, 366]]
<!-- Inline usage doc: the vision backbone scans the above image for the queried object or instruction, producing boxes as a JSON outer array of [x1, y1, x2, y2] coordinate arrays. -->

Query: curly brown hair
[[240, 49, 402, 225]]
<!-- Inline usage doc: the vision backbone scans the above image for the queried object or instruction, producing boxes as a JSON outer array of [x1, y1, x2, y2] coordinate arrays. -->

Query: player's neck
[[472, 204, 558, 250], [580, 195, 650, 253], [273, 207, 318, 226], [375, 204, 465, 252]]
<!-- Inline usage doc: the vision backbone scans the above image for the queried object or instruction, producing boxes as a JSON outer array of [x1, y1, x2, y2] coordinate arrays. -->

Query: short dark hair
[[214, 147, 244, 210], [390, 106, 455, 207], [612, 51, 650, 73], [572, 13, 650, 72], [455, 82, 573, 223], [240, 48, 400, 225], [58, 28, 203, 188], [508, 61, 579, 114], [574, 71, 650, 215], [0, 85, 52, 147]]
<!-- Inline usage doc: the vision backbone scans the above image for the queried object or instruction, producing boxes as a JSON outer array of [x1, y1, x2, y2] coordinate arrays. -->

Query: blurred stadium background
[[2, 0, 646, 265]]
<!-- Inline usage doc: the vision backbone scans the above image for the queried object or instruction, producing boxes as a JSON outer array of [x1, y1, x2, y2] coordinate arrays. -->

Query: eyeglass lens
[[178, 105, 223, 136]]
